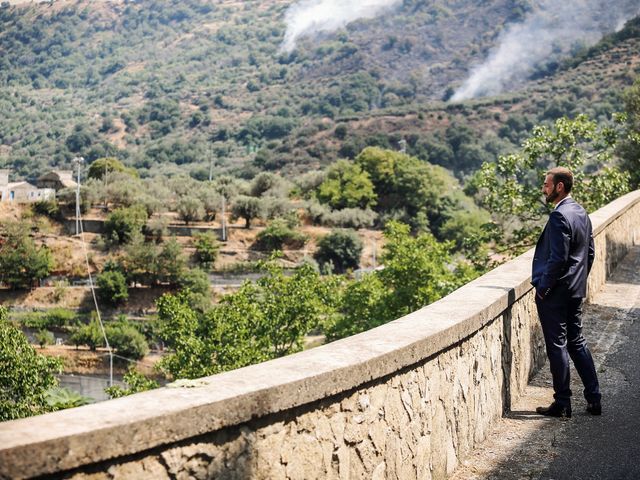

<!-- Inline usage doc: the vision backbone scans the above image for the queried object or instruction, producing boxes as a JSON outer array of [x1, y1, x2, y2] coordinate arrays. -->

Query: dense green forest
[[1, 0, 639, 181]]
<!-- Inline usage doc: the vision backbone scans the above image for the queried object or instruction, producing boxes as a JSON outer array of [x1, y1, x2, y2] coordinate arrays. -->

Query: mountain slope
[[0, 0, 638, 180]]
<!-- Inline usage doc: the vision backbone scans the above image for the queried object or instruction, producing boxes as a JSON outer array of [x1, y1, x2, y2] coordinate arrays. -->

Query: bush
[[314, 230, 363, 274], [177, 268, 211, 297], [97, 270, 129, 306], [104, 205, 148, 245], [192, 232, 220, 270], [44, 308, 79, 328], [305, 201, 331, 225], [253, 219, 308, 251], [18, 312, 47, 329], [261, 197, 295, 220], [20, 308, 78, 330], [177, 268, 212, 311], [32, 200, 61, 220], [69, 319, 104, 351], [45, 387, 91, 410], [325, 208, 378, 228], [334, 123, 348, 139], [106, 321, 149, 360], [105, 367, 158, 398], [35, 329, 55, 348], [52, 280, 69, 303], [294, 171, 326, 198]]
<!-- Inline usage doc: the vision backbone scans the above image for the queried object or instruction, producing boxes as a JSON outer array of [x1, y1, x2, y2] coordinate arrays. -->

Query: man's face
[[542, 174, 560, 204]]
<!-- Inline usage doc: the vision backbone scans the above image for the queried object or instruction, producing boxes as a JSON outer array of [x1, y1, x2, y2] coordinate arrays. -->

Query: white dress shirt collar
[[555, 195, 572, 209]]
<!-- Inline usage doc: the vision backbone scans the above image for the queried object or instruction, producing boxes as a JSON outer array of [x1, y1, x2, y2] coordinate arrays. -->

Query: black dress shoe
[[536, 403, 572, 418], [586, 402, 602, 415]]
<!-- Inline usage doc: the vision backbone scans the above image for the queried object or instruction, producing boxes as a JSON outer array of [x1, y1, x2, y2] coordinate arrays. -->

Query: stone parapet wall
[[2, 191, 639, 480]]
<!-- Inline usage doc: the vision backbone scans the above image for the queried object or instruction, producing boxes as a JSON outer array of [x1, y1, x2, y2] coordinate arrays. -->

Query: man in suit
[[531, 167, 601, 418]]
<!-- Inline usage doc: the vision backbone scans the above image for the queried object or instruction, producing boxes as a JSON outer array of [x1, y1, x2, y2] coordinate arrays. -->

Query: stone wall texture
[[2, 191, 639, 480]]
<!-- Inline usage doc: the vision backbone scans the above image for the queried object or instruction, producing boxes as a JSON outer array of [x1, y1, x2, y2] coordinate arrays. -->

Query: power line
[[75, 162, 114, 387]]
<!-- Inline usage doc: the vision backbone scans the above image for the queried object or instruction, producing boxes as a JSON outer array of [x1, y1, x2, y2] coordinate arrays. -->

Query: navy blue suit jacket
[[532, 198, 595, 299]]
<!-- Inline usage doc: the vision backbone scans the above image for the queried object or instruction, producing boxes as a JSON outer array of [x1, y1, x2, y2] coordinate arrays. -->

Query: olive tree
[[231, 195, 264, 228]]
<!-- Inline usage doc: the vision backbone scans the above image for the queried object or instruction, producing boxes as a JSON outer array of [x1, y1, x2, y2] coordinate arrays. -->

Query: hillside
[[0, 0, 639, 180]]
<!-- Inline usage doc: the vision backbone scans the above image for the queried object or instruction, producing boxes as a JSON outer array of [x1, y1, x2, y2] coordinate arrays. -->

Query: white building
[[0, 169, 55, 203]]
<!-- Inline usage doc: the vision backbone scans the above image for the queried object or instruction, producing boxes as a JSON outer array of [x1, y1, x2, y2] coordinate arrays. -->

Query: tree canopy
[[316, 159, 377, 210], [475, 114, 630, 253], [0, 222, 53, 289], [156, 261, 337, 378], [0, 306, 62, 421]]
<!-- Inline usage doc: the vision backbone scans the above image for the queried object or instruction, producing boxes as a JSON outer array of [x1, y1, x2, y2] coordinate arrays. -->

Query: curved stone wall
[[2, 191, 639, 480]]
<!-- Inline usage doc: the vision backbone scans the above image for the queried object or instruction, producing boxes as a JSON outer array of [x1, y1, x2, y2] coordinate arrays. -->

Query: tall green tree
[[619, 78, 640, 187], [87, 157, 137, 180], [155, 292, 217, 379], [0, 222, 53, 289], [1, 306, 63, 421], [97, 270, 129, 306], [192, 232, 220, 270], [155, 237, 187, 285], [476, 114, 630, 253], [326, 272, 387, 341], [378, 221, 470, 318], [327, 221, 475, 340], [355, 147, 454, 232], [316, 159, 377, 209]]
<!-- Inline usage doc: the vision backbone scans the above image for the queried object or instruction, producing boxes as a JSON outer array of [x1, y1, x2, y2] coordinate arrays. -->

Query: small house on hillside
[[0, 169, 55, 203], [37, 170, 77, 191]]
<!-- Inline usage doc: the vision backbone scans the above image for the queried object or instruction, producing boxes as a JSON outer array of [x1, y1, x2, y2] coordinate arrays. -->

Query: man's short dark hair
[[547, 167, 573, 194]]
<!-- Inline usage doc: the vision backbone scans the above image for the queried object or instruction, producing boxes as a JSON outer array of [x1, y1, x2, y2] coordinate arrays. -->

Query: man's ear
[[556, 181, 564, 193]]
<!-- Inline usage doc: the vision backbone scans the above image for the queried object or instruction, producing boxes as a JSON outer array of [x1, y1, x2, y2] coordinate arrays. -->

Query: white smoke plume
[[452, 0, 640, 101], [281, 0, 402, 53]]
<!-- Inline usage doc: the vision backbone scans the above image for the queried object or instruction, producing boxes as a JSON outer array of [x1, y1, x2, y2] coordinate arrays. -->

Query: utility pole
[[103, 161, 109, 210], [72, 157, 84, 236], [221, 195, 227, 241], [208, 145, 214, 182]]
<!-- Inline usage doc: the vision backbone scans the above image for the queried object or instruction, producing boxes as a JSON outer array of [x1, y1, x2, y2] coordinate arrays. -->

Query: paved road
[[451, 245, 640, 480]]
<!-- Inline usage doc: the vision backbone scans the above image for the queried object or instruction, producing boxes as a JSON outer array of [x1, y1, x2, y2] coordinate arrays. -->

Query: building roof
[[37, 170, 77, 188], [5, 181, 38, 191]]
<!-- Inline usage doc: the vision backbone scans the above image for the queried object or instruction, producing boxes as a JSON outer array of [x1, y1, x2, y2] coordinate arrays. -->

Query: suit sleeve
[[539, 210, 571, 291], [587, 228, 595, 274]]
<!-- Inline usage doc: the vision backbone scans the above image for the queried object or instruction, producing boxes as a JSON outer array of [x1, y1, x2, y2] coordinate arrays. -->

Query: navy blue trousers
[[535, 286, 601, 407]]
